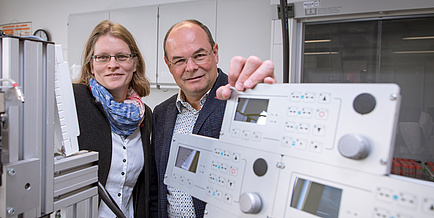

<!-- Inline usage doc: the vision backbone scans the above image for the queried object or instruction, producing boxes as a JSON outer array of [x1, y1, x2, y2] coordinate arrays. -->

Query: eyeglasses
[[92, 54, 135, 63], [168, 49, 213, 67]]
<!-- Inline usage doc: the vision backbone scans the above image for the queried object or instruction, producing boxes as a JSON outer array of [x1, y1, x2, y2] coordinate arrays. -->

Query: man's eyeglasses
[[168, 49, 213, 67], [92, 54, 135, 63]]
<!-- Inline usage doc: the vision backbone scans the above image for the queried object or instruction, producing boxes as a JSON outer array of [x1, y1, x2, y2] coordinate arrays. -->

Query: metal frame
[[0, 35, 98, 218]]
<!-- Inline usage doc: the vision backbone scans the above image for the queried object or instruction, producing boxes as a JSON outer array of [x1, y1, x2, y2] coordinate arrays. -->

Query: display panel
[[175, 146, 200, 173], [290, 177, 342, 218], [234, 98, 269, 125]]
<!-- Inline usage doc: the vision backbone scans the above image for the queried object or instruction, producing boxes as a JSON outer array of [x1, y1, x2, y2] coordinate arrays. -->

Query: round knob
[[353, 93, 376, 115], [338, 134, 370, 160], [239, 192, 262, 214]]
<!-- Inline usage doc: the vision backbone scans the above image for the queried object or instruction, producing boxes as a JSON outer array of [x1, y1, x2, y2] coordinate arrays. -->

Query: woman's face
[[91, 35, 136, 100]]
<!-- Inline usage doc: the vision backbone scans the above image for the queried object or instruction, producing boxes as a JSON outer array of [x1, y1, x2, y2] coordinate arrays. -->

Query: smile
[[106, 73, 124, 77], [186, 75, 203, 81]]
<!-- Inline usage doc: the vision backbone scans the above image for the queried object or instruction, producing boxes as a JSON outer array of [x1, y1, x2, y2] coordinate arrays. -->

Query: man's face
[[164, 23, 219, 102]]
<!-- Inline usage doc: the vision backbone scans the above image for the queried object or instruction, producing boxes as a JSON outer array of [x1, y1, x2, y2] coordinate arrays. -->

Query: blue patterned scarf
[[89, 78, 144, 135]]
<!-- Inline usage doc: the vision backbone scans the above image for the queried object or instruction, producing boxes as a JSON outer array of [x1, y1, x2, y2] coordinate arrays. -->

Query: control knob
[[239, 192, 262, 214], [338, 134, 370, 160]]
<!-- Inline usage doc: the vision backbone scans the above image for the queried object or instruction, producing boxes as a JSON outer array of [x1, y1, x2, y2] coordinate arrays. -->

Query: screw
[[380, 158, 388, 165], [7, 207, 15, 215], [390, 93, 397, 101], [7, 168, 16, 176]]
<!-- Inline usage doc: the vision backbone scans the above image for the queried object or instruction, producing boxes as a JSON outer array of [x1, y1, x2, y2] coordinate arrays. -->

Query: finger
[[243, 59, 275, 89], [228, 56, 246, 87], [234, 56, 262, 91], [264, 76, 277, 84], [216, 84, 232, 100]]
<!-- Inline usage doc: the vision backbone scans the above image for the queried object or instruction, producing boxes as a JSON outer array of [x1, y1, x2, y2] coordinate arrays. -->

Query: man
[[152, 19, 276, 218]]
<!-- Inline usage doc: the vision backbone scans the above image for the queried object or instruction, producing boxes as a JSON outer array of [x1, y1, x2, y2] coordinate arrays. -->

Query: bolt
[[380, 158, 388, 165], [7, 168, 16, 176], [7, 207, 15, 215]]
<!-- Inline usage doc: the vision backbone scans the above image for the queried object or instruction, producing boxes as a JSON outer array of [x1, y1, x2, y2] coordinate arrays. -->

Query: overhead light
[[305, 39, 331, 43], [402, 36, 434, 40], [304, 52, 339, 55], [393, 50, 434, 54]]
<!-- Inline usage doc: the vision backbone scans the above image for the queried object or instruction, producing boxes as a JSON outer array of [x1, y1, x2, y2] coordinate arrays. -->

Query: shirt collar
[[175, 89, 211, 113]]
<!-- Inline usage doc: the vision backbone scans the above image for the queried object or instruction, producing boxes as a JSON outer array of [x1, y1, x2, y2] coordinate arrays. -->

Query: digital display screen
[[290, 177, 342, 218], [234, 98, 269, 125], [175, 146, 200, 173]]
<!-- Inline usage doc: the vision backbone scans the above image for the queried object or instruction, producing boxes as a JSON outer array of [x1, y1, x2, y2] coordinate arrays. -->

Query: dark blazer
[[152, 69, 228, 218], [73, 83, 158, 218]]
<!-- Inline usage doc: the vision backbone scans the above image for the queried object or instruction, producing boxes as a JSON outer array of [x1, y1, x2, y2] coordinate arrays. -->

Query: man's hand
[[216, 56, 276, 100]]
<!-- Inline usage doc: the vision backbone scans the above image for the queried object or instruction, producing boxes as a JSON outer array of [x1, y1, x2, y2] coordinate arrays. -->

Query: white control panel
[[164, 83, 434, 217]]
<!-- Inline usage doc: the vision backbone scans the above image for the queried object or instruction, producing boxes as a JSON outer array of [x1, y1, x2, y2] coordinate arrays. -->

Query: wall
[[0, 0, 190, 58], [0, 0, 277, 109]]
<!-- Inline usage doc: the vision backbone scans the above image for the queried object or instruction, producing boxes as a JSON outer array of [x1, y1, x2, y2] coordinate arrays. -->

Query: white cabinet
[[216, 0, 273, 74], [110, 6, 159, 85], [67, 11, 109, 81], [157, 0, 217, 87]]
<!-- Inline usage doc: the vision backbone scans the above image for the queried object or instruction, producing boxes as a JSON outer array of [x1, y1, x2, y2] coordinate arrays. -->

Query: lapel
[[161, 96, 179, 171], [193, 69, 228, 135]]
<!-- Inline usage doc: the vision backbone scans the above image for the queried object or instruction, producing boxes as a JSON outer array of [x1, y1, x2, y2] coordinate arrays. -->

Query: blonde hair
[[77, 20, 150, 97]]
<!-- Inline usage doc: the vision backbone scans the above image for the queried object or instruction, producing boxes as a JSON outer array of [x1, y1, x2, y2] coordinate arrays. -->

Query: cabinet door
[[216, 0, 273, 74], [110, 6, 159, 85], [157, 0, 217, 87], [68, 11, 109, 80]]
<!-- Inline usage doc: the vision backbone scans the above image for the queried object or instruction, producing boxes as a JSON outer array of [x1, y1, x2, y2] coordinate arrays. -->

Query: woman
[[73, 20, 157, 217]]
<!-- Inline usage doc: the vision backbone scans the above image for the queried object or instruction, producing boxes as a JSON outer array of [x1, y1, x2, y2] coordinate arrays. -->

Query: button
[[206, 187, 214, 196], [303, 92, 315, 102], [172, 173, 179, 182], [252, 132, 262, 142], [214, 148, 222, 157], [300, 107, 313, 118], [231, 128, 240, 138], [241, 130, 250, 140], [297, 123, 310, 134], [123, 159, 126, 163], [285, 121, 297, 132], [227, 179, 235, 190], [287, 106, 298, 116], [209, 174, 216, 183], [282, 136, 293, 147], [222, 150, 231, 159], [118, 193, 121, 197], [187, 179, 193, 188], [229, 166, 238, 176], [121, 172, 125, 176], [232, 153, 240, 162], [290, 92, 301, 101], [310, 141, 323, 153], [123, 146, 126, 150], [224, 193, 233, 204], [318, 93, 331, 103], [312, 125, 326, 136], [316, 109, 328, 119]]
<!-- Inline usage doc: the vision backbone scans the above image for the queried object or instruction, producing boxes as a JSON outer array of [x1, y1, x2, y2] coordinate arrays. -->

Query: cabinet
[[67, 0, 274, 87]]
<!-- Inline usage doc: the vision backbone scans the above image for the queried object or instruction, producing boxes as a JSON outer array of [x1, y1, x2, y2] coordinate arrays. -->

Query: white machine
[[165, 83, 434, 217], [0, 35, 98, 218]]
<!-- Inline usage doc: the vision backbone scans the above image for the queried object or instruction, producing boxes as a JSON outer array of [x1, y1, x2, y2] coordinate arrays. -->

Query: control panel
[[164, 83, 434, 217]]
